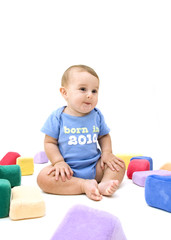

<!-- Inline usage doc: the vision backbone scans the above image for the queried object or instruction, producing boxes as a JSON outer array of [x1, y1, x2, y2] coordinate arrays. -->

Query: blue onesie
[[41, 106, 110, 179]]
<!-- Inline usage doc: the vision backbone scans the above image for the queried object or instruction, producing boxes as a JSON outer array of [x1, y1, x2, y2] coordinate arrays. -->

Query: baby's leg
[[95, 159, 125, 196], [37, 165, 102, 201]]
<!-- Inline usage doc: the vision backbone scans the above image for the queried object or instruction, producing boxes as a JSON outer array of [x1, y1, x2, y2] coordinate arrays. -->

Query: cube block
[[132, 170, 171, 187], [160, 162, 171, 171], [130, 156, 153, 170], [9, 186, 46, 220], [0, 179, 11, 218], [145, 175, 171, 212], [17, 157, 34, 176], [0, 152, 21, 165], [0, 165, 21, 187], [116, 154, 142, 169], [51, 205, 127, 240], [127, 159, 150, 179], [34, 151, 48, 164]]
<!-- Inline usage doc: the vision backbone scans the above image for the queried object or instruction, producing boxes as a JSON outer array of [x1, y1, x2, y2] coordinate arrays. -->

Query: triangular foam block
[[0, 152, 21, 165]]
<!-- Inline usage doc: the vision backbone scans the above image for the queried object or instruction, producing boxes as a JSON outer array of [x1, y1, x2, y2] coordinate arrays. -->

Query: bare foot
[[98, 180, 119, 196], [82, 179, 102, 201]]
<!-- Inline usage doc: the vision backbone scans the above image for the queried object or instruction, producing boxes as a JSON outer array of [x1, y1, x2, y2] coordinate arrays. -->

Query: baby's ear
[[60, 87, 68, 99]]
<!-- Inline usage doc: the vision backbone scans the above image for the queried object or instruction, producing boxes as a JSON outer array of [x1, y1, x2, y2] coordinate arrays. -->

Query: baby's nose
[[87, 91, 93, 98]]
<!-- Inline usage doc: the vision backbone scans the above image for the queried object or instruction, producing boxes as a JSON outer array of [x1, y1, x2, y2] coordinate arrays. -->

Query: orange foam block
[[160, 163, 171, 171], [16, 157, 34, 176]]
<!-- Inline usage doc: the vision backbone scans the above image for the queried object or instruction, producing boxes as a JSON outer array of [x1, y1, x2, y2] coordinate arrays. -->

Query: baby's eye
[[80, 87, 86, 92], [92, 89, 97, 93]]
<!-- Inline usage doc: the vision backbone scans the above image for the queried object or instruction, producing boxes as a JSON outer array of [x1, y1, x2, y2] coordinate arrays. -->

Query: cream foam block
[[17, 157, 34, 175], [9, 186, 45, 220]]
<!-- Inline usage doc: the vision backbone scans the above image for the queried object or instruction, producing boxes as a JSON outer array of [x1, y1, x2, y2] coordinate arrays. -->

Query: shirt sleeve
[[41, 110, 60, 139], [96, 108, 110, 136]]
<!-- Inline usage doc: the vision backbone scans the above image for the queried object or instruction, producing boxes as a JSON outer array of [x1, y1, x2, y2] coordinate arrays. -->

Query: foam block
[[116, 154, 141, 169], [160, 162, 171, 171], [0, 179, 11, 218], [51, 205, 127, 240], [132, 170, 171, 187], [0, 165, 21, 187], [34, 151, 48, 164], [145, 175, 171, 212], [127, 159, 150, 179], [16, 157, 34, 175], [9, 186, 46, 220], [0, 152, 21, 165], [130, 156, 153, 170]]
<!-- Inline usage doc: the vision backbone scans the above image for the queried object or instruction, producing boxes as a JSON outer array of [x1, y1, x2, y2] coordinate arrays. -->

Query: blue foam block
[[145, 175, 171, 212], [51, 205, 127, 240], [130, 156, 153, 170]]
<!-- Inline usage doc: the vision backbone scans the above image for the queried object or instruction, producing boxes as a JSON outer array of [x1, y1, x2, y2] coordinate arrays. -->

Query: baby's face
[[65, 69, 99, 116]]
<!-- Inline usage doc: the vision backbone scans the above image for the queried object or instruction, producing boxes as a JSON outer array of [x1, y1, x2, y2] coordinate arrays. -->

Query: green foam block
[[0, 179, 11, 218], [0, 165, 21, 187]]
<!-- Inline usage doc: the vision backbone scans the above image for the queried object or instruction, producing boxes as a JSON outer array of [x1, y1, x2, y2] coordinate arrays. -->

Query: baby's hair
[[61, 65, 99, 87]]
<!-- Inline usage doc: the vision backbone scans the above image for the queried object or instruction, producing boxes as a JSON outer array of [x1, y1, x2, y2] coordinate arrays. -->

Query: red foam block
[[127, 159, 150, 179], [0, 152, 21, 165]]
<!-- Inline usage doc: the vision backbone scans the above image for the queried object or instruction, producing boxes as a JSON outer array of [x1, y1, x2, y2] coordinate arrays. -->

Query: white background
[[0, 0, 171, 169], [0, 2, 171, 240]]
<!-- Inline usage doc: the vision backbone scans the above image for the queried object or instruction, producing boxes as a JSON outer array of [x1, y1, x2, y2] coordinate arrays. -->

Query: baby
[[37, 65, 125, 201]]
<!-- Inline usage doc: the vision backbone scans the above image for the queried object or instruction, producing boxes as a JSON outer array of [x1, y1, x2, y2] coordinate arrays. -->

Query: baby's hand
[[100, 152, 125, 172], [47, 161, 73, 182]]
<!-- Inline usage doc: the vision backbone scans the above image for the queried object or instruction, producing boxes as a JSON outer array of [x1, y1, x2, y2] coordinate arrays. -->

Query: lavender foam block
[[34, 151, 48, 164], [51, 205, 127, 240], [132, 170, 171, 187]]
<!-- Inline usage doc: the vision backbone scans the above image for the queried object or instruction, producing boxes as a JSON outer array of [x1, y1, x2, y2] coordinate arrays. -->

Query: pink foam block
[[34, 151, 48, 164], [127, 159, 150, 179], [132, 170, 171, 187], [0, 152, 21, 165]]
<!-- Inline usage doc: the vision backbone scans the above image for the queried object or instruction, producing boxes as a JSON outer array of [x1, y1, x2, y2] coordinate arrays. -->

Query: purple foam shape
[[34, 151, 48, 164], [51, 205, 127, 240], [132, 170, 171, 187]]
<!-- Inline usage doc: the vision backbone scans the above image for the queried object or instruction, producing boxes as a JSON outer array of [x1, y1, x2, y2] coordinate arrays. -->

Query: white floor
[[0, 163, 170, 240]]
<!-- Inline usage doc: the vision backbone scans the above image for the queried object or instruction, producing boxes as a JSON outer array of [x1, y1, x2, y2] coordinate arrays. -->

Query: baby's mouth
[[84, 102, 91, 105]]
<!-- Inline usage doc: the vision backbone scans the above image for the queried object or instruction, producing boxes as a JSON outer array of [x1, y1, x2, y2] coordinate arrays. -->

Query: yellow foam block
[[116, 154, 142, 169], [160, 163, 171, 171], [17, 157, 34, 176], [9, 186, 45, 220]]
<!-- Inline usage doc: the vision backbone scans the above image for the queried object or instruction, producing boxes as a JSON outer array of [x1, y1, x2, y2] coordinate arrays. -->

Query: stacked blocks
[[160, 162, 171, 171], [17, 157, 34, 175], [0, 152, 21, 165], [10, 186, 46, 220], [51, 205, 127, 240], [34, 151, 48, 164], [132, 170, 171, 187], [0, 179, 11, 218], [116, 154, 141, 169], [130, 156, 153, 170], [127, 159, 150, 179], [145, 175, 171, 212], [0, 165, 21, 187]]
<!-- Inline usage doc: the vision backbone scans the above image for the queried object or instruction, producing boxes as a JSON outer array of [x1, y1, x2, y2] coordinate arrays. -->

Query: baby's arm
[[44, 135, 73, 181], [98, 134, 125, 171]]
